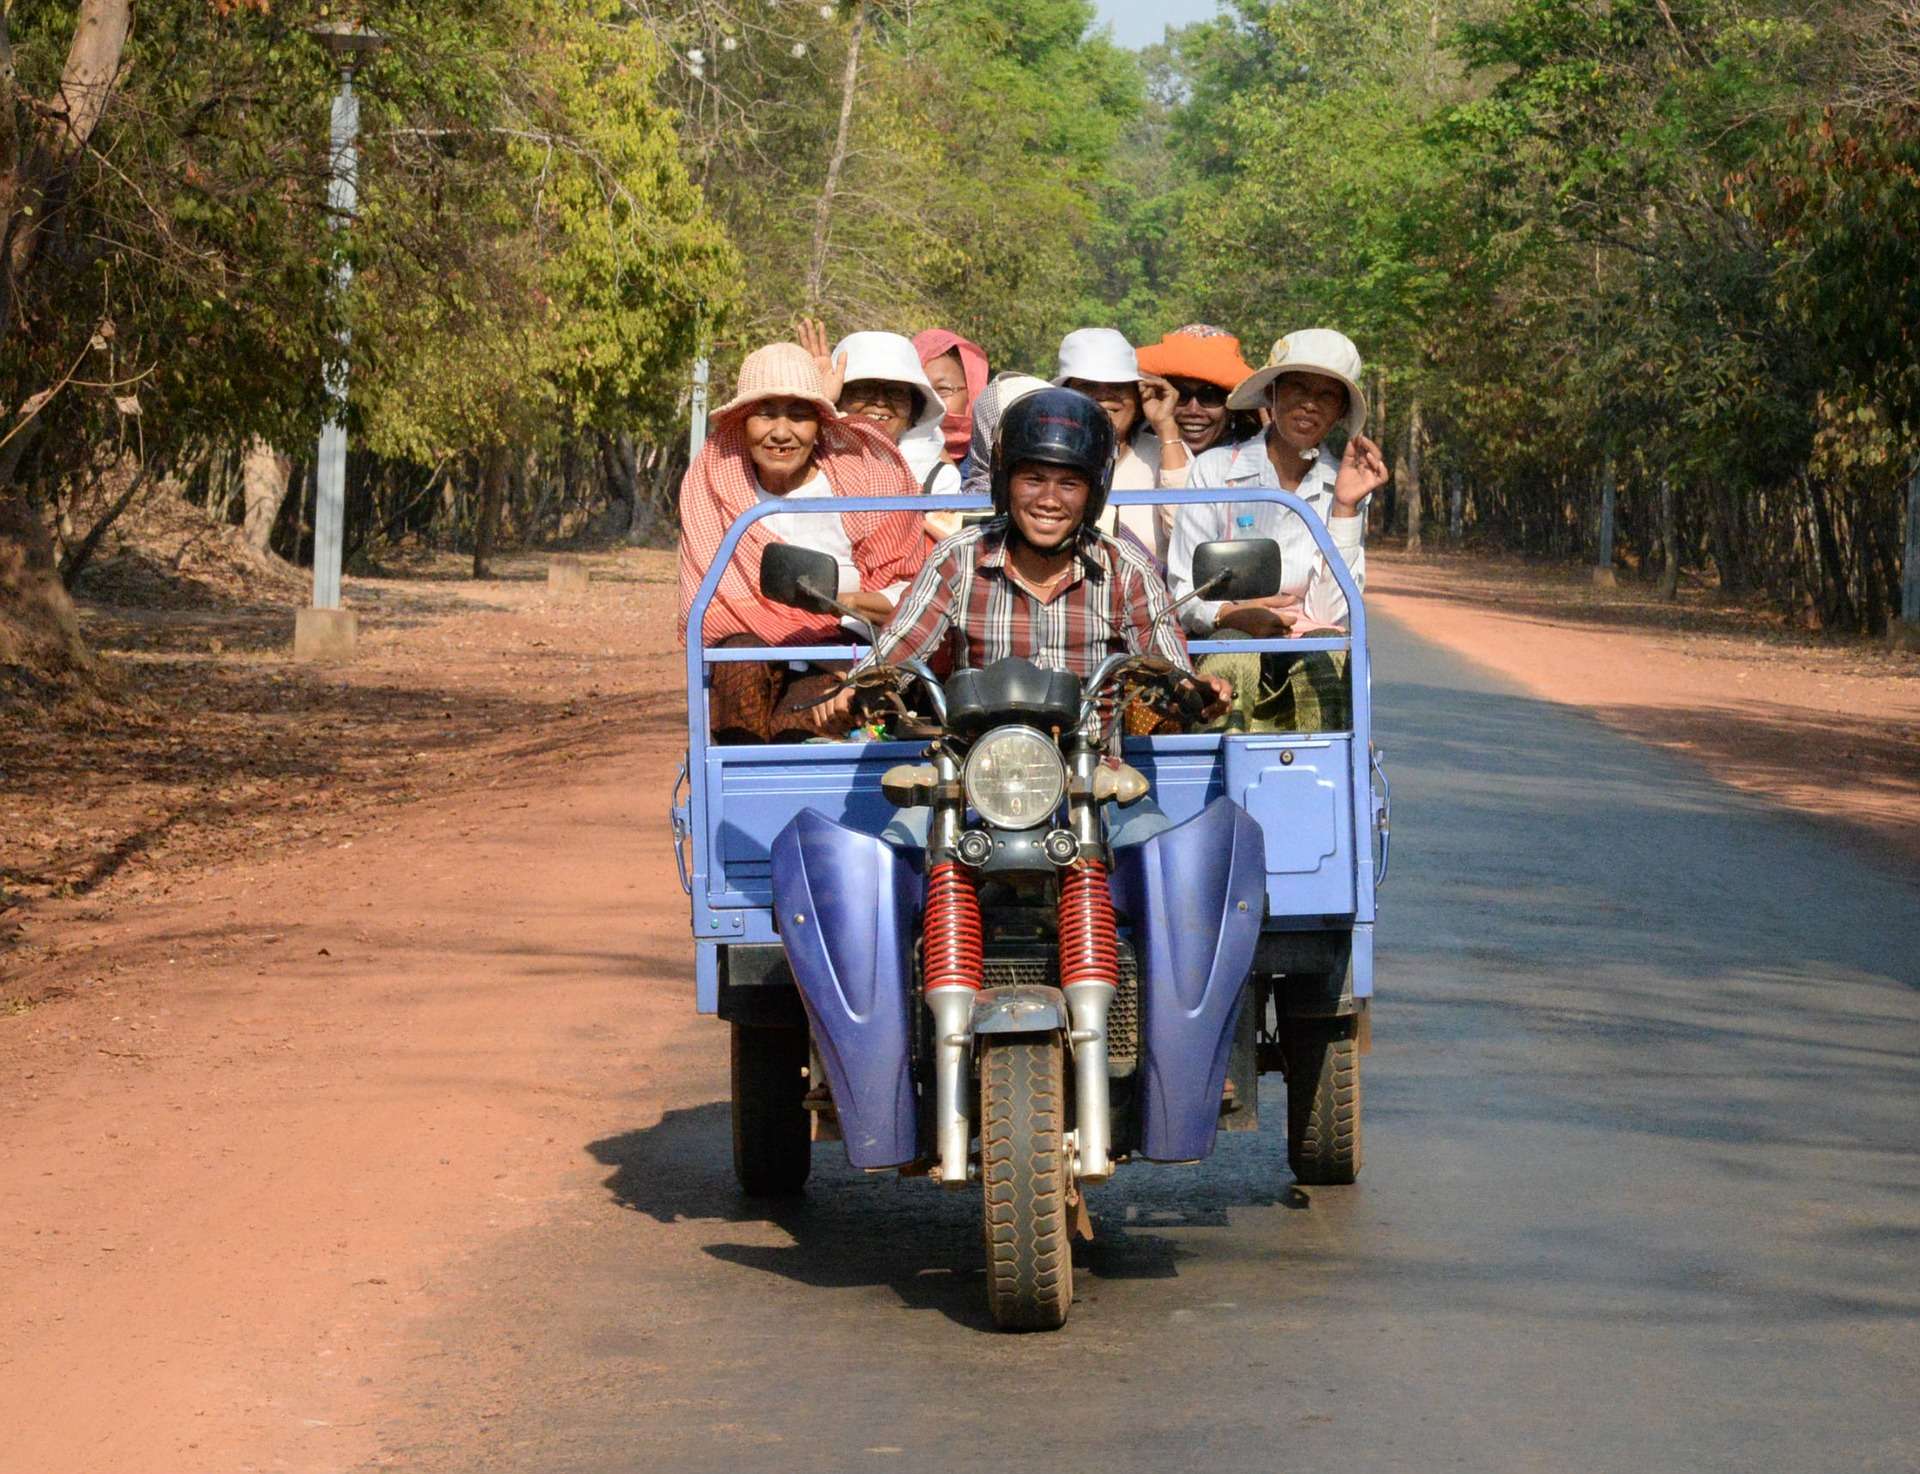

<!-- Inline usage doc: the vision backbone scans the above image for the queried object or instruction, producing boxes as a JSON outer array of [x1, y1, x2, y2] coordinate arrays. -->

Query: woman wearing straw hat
[[675, 337, 927, 742], [1166, 329, 1389, 731]]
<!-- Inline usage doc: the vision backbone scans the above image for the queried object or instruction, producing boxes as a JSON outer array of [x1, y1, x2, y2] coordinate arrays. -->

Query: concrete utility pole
[[296, 23, 383, 662], [689, 353, 710, 460], [1896, 460, 1920, 650]]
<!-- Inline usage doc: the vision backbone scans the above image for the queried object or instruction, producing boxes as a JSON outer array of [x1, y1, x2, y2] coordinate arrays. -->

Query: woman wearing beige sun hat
[[1166, 329, 1390, 732], [675, 337, 925, 742]]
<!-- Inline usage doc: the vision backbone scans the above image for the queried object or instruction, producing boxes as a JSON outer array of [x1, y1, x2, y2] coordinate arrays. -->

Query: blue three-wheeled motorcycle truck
[[673, 487, 1389, 1331]]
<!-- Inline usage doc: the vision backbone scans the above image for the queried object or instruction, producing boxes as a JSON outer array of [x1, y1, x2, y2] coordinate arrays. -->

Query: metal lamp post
[[296, 22, 383, 659]]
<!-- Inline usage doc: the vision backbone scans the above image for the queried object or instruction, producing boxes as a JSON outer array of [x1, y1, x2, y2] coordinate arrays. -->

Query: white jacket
[[1168, 437, 1365, 633]]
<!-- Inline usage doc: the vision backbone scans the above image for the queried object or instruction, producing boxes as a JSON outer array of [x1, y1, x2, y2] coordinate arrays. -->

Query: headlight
[[963, 725, 1066, 830]]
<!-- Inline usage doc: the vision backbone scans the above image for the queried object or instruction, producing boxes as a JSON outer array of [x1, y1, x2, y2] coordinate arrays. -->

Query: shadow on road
[[587, 1099, 1314, 1331]]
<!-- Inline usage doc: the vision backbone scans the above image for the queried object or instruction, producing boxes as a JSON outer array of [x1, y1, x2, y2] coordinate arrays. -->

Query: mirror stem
[[1161, 571, 1228, 624], [821, 595, 879, 650]]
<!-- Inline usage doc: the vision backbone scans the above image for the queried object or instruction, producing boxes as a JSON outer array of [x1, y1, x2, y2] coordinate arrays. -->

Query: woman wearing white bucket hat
[[1053, 327, 1193, 566], [1166, 328, 1389, 730], [796, 320, 962, 500], [1169, 328, 1387, 635]]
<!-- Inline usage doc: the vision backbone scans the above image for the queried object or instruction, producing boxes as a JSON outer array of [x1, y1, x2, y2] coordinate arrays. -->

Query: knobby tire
[[1283, 1020, 1362, 1185], [979, 1036, 1072, 1331]]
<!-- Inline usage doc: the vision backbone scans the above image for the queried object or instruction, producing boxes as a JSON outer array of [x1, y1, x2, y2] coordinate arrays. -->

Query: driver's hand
[[807, 682, 858, 734]]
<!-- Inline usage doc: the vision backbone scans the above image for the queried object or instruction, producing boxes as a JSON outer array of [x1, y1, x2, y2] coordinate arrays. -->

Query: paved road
[[396, 614, 1920, 1474]]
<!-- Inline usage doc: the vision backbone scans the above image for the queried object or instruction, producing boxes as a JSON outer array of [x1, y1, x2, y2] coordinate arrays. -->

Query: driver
[[819, 387, 1231, 742]]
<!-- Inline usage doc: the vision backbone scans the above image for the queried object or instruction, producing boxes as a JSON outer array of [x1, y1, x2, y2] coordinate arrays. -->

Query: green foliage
[[1, 0, 736, 485], [5, 0, 1912, 636], [360, 0, 739, 460], [645, 0, 1143, 374], [1153, 0, 1915, 626]]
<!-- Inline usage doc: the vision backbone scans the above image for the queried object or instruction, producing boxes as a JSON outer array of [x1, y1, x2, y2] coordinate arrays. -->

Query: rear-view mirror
[[759, 542, 840, 614], [1190, 538, 1282, 602]]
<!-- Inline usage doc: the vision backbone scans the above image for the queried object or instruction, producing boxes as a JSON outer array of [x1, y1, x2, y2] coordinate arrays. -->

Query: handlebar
[[808, 654, 949, 723], [1083, 654, 1212, 745]]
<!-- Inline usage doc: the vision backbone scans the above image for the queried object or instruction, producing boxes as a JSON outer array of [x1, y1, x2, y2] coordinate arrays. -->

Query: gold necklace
[[1013, 561, 1073, 599]]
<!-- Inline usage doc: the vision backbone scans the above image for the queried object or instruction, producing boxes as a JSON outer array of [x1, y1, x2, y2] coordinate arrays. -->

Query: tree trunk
[[1403, 398, 1423, 554], [472, 446, 508, 579], [240, 438, 292, 552], [0, 487, 87, 672], [1368, 370, 1389, 539], [1806, 473, 1856, 629], [805, 1, 867, 309], [58, 455, 151, 588], [1899, 460, 1920, 635], [600, 431, 644, 541], [1659, 475, 1680, 601], [3, 0, 133, 332]]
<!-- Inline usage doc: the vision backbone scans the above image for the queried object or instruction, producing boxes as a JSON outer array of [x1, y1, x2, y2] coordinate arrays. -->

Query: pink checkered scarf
[[676, 414, 926, 646]]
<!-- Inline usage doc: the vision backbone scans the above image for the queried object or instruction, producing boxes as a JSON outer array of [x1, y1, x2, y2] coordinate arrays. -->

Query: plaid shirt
[[858, 518, 1191, 735]]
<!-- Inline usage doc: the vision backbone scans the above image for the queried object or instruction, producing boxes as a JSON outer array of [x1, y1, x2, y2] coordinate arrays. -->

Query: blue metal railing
[[679, 487, 1376, 928]]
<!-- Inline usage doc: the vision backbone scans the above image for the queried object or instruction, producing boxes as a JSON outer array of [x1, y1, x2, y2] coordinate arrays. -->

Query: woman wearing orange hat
[[1134, 324, 1259, 460]]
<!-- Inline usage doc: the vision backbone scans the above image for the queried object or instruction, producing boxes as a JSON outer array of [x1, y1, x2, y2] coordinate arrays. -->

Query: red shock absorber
[[923, 861, 985, 991], [1058, 858, 1120, 989]]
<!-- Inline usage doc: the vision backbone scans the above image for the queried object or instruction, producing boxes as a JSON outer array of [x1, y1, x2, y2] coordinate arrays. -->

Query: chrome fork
[[1063, 748, 1116, 1184]]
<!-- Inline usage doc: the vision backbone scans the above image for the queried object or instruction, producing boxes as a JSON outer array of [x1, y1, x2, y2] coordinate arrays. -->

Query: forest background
[[2, 0, 1917, 690]]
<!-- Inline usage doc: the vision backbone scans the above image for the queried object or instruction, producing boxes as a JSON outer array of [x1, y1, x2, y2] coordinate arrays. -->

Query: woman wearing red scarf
[[912, 329, 990, 477]]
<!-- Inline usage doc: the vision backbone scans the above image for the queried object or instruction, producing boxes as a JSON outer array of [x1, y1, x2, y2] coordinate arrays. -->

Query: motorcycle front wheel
[[979, 1036, 1072, 1331]]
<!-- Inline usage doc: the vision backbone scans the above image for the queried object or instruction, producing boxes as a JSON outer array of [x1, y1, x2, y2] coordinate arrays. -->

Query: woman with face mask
[[912, 328, 990, 479]]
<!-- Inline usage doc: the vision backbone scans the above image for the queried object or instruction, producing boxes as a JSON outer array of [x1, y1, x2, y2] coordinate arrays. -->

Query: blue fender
[[1112, 797, 1267, 1163], [770, 808, 920, 1169]]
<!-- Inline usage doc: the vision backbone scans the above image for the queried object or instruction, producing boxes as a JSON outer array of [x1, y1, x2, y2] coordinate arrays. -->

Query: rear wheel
[[1282, 1019, 1361, 1185], [730, 1022, 811, 1197], [979, 1036, 1072, 1331]]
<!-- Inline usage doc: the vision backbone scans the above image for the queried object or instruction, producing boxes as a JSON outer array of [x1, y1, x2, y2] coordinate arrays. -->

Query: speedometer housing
[[962, 725, 1066, 830]]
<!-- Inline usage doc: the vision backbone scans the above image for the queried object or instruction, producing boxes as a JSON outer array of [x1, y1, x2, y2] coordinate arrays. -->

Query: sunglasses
[[840, 382, 918, 413], [1168, 379, 1229, 409]]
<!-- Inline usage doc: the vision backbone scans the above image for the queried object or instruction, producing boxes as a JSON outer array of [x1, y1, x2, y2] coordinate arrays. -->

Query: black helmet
[[990, 388, 1116, 528]]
